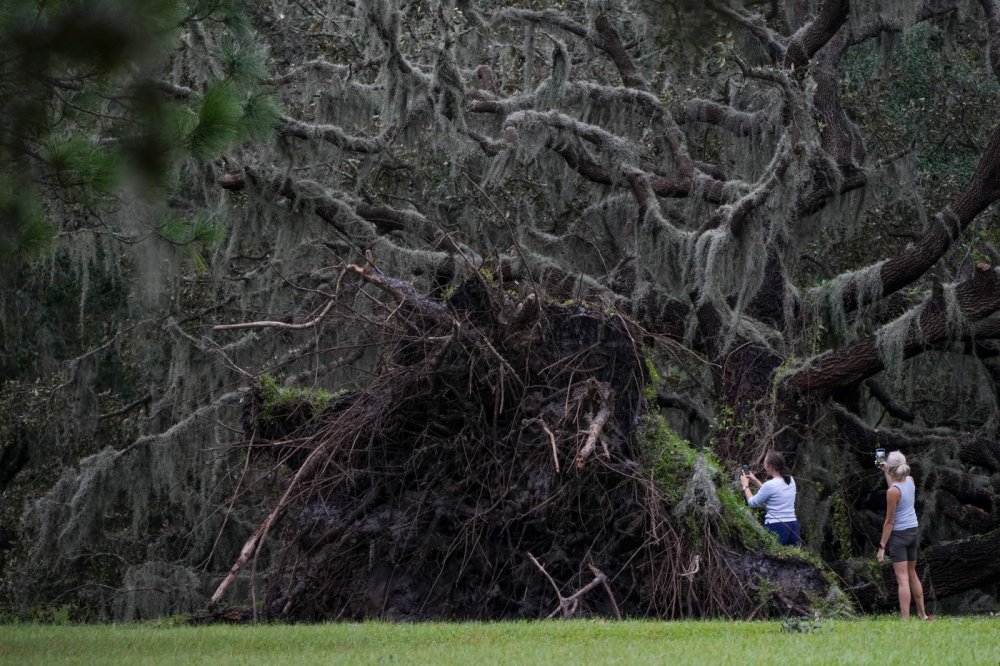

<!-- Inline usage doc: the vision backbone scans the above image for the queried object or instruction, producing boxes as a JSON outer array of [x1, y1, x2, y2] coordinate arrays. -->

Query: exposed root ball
[[227, 272, 823, 620]]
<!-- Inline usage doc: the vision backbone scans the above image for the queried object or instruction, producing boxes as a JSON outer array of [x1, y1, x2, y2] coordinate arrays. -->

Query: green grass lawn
[[2, 616, 998, 665]]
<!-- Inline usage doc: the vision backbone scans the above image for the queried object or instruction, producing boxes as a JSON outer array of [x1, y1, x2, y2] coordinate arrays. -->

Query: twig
[[589, 564, 621, 619], [213, 299, 337, 331], [679, 554, 701, 578], [209, 437, 332, 607], [528, 553, 610, 618], [461, 170, 537, 288], [524, 418, 560, 473], [97, 394, 152, 421], [576, 403, 613, 470], [527, 552, 564, 605]]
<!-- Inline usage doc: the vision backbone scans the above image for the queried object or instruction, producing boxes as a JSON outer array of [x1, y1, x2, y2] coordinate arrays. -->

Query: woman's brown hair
[[765, 450, 792, 485]]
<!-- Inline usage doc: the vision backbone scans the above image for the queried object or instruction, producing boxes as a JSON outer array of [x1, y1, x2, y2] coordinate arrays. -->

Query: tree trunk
[[837, 529, 1000, 611]]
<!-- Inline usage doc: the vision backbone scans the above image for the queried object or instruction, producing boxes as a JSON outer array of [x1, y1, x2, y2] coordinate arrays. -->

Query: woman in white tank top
[[877, 451, 932, 621]]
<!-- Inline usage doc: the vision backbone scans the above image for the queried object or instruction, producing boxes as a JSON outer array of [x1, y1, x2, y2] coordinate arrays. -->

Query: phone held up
[[740, 463, 750, 474], [875, 448, 886, 468]]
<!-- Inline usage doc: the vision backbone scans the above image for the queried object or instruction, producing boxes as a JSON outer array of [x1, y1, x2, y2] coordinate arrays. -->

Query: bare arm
[[877, 486, 900, 561]]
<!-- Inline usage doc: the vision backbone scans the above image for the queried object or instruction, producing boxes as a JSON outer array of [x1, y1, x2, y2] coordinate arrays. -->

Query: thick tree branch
[[825, 121, 1000, 314], [812, 32, 865, 173], [783, 0, 849, 68], [489, 9, 590, 40], [784, 265, 1000, 395], [491, 9, 650, 91], [592, 14, 648, 90], [656, 391, 712, 424], [707, 0, 786, 63], [864, 380, 915, 422], [219, 168, 449, 242], [504, 110, 723, 204], [279, 116, 381, 153], [703, 138, 792, 235], [683, 99, 769, 137], [981, 0, 1000, 84]]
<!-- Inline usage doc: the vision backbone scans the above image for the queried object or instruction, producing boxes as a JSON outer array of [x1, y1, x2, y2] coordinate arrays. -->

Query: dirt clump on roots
[[216, 266, 826, 621]]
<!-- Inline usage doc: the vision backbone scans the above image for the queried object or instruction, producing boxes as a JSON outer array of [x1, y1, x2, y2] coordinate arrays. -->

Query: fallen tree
[[208, 265, 832, 620]]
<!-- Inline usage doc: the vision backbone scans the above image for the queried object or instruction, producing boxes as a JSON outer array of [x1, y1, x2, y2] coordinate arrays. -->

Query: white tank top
[[892, 477, 918, 531]]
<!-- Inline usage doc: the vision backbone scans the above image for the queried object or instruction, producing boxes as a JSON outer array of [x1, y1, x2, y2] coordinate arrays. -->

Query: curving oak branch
[[823, 122, 1000, 315], [784, 265, 1000, 396], [783, 0, 849, 68]]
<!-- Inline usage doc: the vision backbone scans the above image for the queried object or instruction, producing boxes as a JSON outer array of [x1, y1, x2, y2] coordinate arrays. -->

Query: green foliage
[[188, 82, 244, 162], [713, 405, 736, 432], [186, 0, 254, 39], [842, 23, 998, 205], [640, 412, 698, 505], [0, 0, 185, 260], [861, 559, 891, 603], [0, 178, 54, 260], [640, 412, 769, 547], [155, 213, 221, 246], [709, 402, 758, 447], [479, 267, 497, 284], [780, 615, 832, 633], [154, 211, 223, 272], [642, 355, 661, 401], [42, 136, 120, 201], [218, 37, 268, 85], [238, 94, 280, 142], [715, 482, 774, 549], [190, 33, 279, 155], [259, 374, 344, 419], [806, 586, 859, 621], [0, 0, 279, 261], [830, 492, 855, 560]]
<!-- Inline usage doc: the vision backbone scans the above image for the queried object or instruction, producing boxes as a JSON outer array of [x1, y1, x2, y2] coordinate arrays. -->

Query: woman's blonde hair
[[885, 450, 910, 480]]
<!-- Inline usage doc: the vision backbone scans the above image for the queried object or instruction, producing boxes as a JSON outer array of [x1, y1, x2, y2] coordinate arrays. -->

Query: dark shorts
[[888, 527, 919, 563], [765, 521, 801, 546]]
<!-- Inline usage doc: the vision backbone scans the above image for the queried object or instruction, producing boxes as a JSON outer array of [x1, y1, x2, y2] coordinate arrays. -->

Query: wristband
[[879, 544, 886, 550]]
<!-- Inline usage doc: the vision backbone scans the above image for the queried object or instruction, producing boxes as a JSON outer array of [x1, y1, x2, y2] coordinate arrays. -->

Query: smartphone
[[875, 448, 886, 466], [740, 463, 750, 474]]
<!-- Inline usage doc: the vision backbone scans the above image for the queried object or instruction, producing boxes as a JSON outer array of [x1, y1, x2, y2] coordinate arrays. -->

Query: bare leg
[[892, 561, 911, 619], [907, 561, 928, 619]]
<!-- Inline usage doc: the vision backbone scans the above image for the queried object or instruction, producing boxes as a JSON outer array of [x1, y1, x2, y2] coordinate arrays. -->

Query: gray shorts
[[888, 527, 919, 563]]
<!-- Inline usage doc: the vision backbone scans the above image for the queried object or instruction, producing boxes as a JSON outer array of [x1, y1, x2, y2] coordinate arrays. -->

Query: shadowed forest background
[[2, 0, 1000, 622]]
